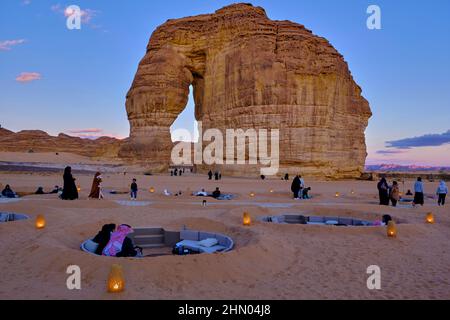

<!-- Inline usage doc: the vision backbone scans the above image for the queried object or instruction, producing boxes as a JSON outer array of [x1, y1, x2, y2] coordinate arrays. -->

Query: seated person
[[102, 224, 142, 258], [302, 187, 312, 199], [1, 185, 17, 198], [49, 186, 61, 194], [163, 189, 172, 196], [406, 189, 413, 196], [35, 187, 45, 195], [195, 189, 208, 196], [211, 187, 221, 199], [382, 214, 393, 226], [93, 224, 116, 255]]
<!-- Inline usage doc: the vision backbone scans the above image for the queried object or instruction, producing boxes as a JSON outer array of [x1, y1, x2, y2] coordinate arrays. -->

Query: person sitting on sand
[[413, 177, 424, 207], [49, 186, 61, 194], [1, 185, 17, 198], [35, 187, 45, 195], [302, 187, 312, 199], [212, 187, 221, 199], [437, 180, 448, 206], [195, 189, 208, 196], [103, 224, 142, 258], [61, 166, 78, 200], [163, 189, 172, 196], [93, 224, 116, 255], [390, 181, 400, 207], [88, 172, 103, 200], [406, 189, 413, 196]]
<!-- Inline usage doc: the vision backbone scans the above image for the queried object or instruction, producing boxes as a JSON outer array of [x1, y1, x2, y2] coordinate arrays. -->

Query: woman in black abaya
[[61, 166, 78, 200]]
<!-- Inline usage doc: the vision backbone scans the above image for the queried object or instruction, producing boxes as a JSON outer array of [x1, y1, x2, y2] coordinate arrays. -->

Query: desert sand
[[1, 152, 449, 300]]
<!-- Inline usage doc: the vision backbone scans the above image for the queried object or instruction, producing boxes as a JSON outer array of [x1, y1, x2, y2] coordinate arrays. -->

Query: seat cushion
[[199, 238, 219, 248], [83, 240, 99, 253]]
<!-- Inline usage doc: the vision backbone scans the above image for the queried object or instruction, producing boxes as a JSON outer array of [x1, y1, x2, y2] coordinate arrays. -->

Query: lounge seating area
[[80, 227, 234, 257], [262, 215, 375, 226], [0, 213, 29, 223]]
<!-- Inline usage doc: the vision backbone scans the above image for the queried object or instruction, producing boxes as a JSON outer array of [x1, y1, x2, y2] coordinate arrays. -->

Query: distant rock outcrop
[[0, 129, 123, 158], [120, 3, 372, 178]]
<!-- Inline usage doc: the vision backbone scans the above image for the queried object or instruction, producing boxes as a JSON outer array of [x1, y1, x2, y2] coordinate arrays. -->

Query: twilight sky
[[1, 0, 449, 165]]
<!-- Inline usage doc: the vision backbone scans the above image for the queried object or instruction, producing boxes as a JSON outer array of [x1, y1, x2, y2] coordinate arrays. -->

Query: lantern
[[387, 221, 397, 238], [269, 189, 274, 193], [335, 192, 340, 198], [107, 264, 125, 293], [149, 187, 155, 193], [243, 212, 251, 226], [249, 192, 255, 197], [351, 190, 355, 195], [426, 212, 435, 224], [35, 215, 46, 229], [77, 186, 81, 192]]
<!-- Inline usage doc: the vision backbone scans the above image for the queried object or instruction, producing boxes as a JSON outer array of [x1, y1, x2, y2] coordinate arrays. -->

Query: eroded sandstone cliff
[[120, 3, 372, 178]]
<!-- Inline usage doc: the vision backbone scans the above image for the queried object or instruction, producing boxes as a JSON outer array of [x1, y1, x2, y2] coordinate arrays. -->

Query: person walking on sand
[[377, 177, 389, 206], [390, 181, 400, 207], [130, 178, 138, 200], [61, 166, 78, 200], [88, 172, 103, 199], [437, 180, 448, 206], [413, 177, 424, 207], [208, 170, 213, 180], [291, 175, 301, 199]]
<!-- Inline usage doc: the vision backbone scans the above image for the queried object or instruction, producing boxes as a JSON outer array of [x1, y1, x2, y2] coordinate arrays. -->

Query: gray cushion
[[180, 230, 199, 241], [83, 240, 99, 253]]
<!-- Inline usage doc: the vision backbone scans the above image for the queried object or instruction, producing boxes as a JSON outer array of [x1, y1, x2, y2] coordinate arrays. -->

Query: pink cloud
[[16, 72, 41, 83], [66, 129, 125, 140], [0, 39, 26, 51]]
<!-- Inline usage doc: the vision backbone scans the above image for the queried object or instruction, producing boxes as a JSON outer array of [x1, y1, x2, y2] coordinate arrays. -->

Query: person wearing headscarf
[[93, 224, 116, 255], [390, 181, 400, 207], [377, 177, 389, 206], [88, 172, 103, 199], [413, 177, 424, 207], [102, 224, 139, 257], [437, 180, 448, 206], [291, 175, 301, 199], [1, 185, 17, 198], [61, 166, 78, 200]]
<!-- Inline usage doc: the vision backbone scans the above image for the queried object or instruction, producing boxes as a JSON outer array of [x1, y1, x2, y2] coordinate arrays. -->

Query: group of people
[[208, 170, 222, 180], [195, 187, 222, 199], [290, 175, 311, 199], [170, 168, 190, 176], [377, 176, 448, 207], [92, 224, 142, 257]]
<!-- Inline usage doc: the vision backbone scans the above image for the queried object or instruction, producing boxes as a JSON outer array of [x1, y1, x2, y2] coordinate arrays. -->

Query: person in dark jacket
[[291, 175, 301, 199], [208, 170, 213, 180], [212, 187, 221, 199], [377, 177, 389, 206], [93, 224, 116, 255], [61, 166, 78, 200], [1, 185, 17, 198], [102, 224, 141, 257]]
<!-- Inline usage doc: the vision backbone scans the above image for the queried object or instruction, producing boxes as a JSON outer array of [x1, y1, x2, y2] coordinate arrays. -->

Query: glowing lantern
[[426, 212, 435, 224], [107, 264, 125, 293], [77, 186, 81, 192], [269, 189, 274, 193], [351, 190, 355, 195], [243, 212, 251, 226], [35, 215, 46, 229], [335, 192, 340, 198], [249, 192, 255, 198], [149, 187, 155, 193], [387, 221, 397, 238]]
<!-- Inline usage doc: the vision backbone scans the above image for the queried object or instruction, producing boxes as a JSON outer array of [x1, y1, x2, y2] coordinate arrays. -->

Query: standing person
[[61, 166, 78, 200], [437, 180, 448, 206], [208, 170, 213, 180], [214, 171, 219, 180], [413, 177, 424, 207], [284, 173, 289, 181], [88, 172, 103, 199], [377, 177, 389, 206], [130, 178, 138, 200], [219, 172, 222, 180], [291, 175, 301, 199], [390, 181, 400, 207], [174, 168, 178, 176]]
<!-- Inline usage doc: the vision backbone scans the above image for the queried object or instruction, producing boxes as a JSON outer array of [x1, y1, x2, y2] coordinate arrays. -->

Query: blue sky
[[1, 0, 449, 165]]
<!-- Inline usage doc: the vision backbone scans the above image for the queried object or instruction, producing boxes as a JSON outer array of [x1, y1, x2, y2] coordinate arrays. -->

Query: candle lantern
[[107, 264, 125, 293], [243, 212, 251, 226], [387, 221, 397, 238], [426, 212, 435, 224], [35, 215, 46, 229], [149, 187, 155, 193]]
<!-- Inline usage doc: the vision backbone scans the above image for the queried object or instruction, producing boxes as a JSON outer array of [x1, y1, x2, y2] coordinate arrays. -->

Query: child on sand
[[130, 179, 138, 200]]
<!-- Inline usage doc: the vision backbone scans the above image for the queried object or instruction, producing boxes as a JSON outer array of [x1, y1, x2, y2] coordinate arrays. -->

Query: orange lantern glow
[[335, 192, 340, 198], [269, 189, 274, 193], [387, 221, 397, 238], [249, 192, 255, 197], [35, 215, 46, 229], [77, 186, 81, 192], [426, 212, 435, 224], [351, 190, 355, 195], [149, 187, 155, 193], [107, 264, 125, 293], [243, 212, 251, 226]]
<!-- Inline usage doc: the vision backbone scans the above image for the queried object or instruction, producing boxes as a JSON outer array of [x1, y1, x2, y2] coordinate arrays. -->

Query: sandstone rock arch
[[119, 3, 372, 178]]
